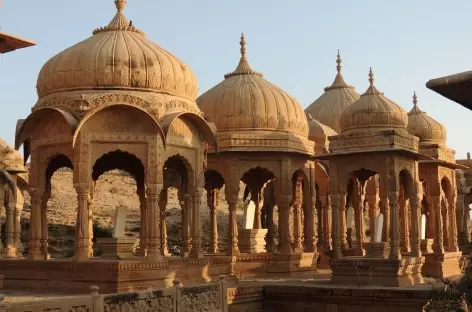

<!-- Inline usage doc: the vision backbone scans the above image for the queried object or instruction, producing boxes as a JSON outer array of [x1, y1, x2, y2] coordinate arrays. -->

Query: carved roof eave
[[418, 159, 468, 170], [210, 131, 314, 156], [313, 147, 432, 161]]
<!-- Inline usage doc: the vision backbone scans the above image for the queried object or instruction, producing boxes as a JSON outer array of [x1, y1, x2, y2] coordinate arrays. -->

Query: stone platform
[[234, 252, 318, 278], [422, 251, 462, 278], [330, 256, 425, 287], [0, 255, 233, 294]]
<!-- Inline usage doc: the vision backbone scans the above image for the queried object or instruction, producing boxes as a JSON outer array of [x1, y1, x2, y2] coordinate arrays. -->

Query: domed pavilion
[[198, 34, 317, 273], [407, 92, 463, 278], [305, 52, 359, 268], [305, 51, 360, 134], [8, 0, 224, 292], [316, 68, 426, 287], [0, 139, 28, 259]]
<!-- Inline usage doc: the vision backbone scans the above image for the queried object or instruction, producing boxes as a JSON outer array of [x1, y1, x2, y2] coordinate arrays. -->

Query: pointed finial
[[336, 49, 342, 74], [368, 67, 374, 87], [413, 91, 418, 107], [114, 0, 127, 13], [240, 33, 247, 58]]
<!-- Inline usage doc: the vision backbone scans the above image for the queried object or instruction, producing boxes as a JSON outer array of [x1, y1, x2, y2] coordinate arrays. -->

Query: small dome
[[305, 51, 360, 133], [36, 0, 197, 100], [307, 115, 338, 154], [0, 138, 25, 173], [407, 92, 446, 144], [340, 68, 408, 134], [197, 34, 308, 137]]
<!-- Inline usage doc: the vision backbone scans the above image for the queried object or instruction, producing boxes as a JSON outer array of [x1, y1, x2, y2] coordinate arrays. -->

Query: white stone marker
[[420, 214, 426, 240], [113, 205, 128, 238], [374, 213, 384, 243], [243, 201, 256, 229]]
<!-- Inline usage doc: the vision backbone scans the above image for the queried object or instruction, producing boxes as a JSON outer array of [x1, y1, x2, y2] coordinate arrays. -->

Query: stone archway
[[91, 150, 145, 259]]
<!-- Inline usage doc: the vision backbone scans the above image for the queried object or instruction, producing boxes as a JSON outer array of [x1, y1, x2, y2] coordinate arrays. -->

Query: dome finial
[[336, 49, 342, 74], [368, 67, 374, 87], [240, 33, 247, 58], [224, 33, 263, 79], [413, 91, 418, 107], [114, 0, 126, 13]]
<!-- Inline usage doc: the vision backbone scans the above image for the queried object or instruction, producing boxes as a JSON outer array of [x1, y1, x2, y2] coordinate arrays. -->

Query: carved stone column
[[266, 204, 276, 252], [304, 195, 317, 253], [74, 183, 90, 261], [138, 189, 147, 257], [208, 188, 219, 254], [410, 182, 422, 258], [189, 188, 203, 258], [87, 184, 95, 258], [5, 191, 16, 258], [181, 194, 192, 256], [432, 195, 444, 254], [159, 191, 169, 256], [292, 203, 304, 252], [322, 196, 332, 251], [39, 189, 51, 259], [331, 193, 342, 260], [441, 197, 449, 249], [146, 184, 163, 261], [456, 192, 469, 245], [14, 188, 24, 256], [276, 193, 293, 254], [448, 191, 459, 252], [254, 191, 263, 230], [28, 187, 42, 260], [354, 191, 365, 256], [399, 189, 407, 252], [388, 190, 401, 260], [339, 190, 348, 250], [225, 183, 240, 256], [366, 194, 378, 243], [380, 195, 390, 243]]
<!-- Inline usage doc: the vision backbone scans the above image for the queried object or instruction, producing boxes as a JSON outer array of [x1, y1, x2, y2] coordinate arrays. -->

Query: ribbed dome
[[407, 92, 446, 144], [197, 34, 308, 137], [340, 68, 408, 135], [307, 115, 338, 154], [305, 51, 360, 133], [0, 138, 25, 173], [36, 0, 198, 100]]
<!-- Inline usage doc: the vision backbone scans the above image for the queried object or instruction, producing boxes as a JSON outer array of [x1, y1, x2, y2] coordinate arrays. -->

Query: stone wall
[[0, 278, 227, 312]]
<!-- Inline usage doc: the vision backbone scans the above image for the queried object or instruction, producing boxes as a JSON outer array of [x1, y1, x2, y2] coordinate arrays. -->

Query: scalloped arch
[[72, 103, 166, 148], [159, 112, 218, 152]]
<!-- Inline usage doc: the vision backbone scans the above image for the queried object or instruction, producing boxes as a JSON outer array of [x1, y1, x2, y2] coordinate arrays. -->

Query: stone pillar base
[[239, 229, 268, 254], [420, 239, 434, 254], [422, 251, 462, 278], [97, 237, 136, 260], [364, 242, 390, 259], [317, 247, 331, 269]]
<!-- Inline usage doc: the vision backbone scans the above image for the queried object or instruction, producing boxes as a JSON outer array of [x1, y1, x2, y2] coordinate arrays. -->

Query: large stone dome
[[197, 34, 308, 138], [407, 92, 446, 144], [340, 68, 408, 135], [36, 0, 198, 101], [305, 52, 360, 133]]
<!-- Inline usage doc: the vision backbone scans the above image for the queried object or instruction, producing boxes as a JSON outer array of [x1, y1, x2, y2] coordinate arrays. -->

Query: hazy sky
[[1, 0, 472, 158]]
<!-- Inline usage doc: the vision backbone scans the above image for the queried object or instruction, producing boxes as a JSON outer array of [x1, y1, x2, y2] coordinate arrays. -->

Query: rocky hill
[[19, 169, 249, 258]]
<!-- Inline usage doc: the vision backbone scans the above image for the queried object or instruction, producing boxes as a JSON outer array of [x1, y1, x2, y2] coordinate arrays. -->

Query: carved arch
[[0, 169, 15, 195], [159, 112, 218, 151], [72, 104, 165, 148], [15, 108, 78, 162]]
